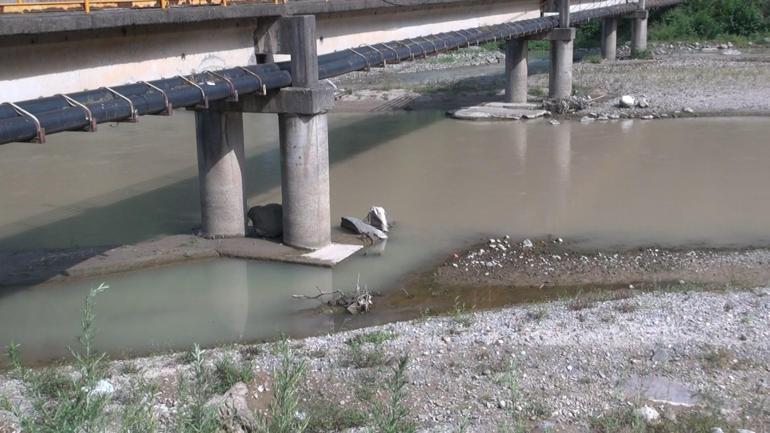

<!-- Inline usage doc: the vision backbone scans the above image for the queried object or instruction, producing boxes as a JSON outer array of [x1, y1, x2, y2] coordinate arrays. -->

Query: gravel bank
[[2, 287, 768, 432], [332, 43, 770, 118]]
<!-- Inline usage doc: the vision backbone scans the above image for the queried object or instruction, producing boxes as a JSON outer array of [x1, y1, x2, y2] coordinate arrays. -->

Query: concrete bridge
[[0, 0, 681, 265]]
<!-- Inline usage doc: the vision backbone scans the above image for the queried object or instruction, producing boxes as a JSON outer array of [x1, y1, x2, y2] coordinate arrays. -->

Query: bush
[[650, 0, 769, 41]]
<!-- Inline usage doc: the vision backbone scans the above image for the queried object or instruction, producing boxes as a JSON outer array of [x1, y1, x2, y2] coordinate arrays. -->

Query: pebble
[[683, 107, 695, 113], [522, 239, 533, 248], [634, 406, 660, 424]]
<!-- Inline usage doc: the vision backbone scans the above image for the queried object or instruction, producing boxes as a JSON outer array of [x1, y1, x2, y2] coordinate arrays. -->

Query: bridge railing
[[0, 0, 284, 13]]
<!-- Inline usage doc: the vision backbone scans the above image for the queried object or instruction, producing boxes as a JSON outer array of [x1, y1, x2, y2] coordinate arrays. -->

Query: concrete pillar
[[549, 0, 573, 99], [505, 38, 529, 103], [631, 16, 648, 55], [278, 113, 331, 250], [601, 17, 617, 60], [632, 0, 648, 55], [195, 109, 246, 238], [549, 38, 573, 99]]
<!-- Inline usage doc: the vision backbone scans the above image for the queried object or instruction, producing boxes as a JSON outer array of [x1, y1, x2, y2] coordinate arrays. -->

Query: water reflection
[[3, 114, 770, 362]]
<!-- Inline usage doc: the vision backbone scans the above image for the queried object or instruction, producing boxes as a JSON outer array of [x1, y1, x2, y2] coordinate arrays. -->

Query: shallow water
[[2, 112, 770, 363]]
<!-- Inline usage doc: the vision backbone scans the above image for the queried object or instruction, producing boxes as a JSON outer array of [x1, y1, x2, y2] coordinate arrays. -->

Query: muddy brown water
[[1, 111, 770, 364]]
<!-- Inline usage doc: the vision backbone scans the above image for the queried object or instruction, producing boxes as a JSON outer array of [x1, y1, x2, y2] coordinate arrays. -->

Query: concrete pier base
[[601, 17, 617, 60], [195, 109, 246, 238], [631, 13, 649, 55], [278, 112, 331, 250], [504, 38, 528, 103], [548, 31, 574, 99]]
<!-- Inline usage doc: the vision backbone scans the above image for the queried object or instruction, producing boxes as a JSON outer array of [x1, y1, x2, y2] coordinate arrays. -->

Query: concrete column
[[505, 38, 529, 103], [278, 113, 331, 250], [195, 109, 246, 238], [631, 16, 648, 55], [549, 38, 573, 99], [601, 17, 618, 60], [632, 0, 648, 55]]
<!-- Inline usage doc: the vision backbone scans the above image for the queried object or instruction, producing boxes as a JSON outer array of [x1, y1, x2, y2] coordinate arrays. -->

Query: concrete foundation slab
[[450, 103, 546, 121], [0, 234, 364, 287], [302, 244, 364, 264]]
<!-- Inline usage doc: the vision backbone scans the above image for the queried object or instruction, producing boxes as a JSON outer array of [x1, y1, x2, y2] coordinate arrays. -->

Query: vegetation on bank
[[1, 284, 764, 432], [573, 0, 770, 48]]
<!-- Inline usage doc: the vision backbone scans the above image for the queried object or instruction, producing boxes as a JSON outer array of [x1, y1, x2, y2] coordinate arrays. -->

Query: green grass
[[582, 53, 603, 64], [590, 407, 736, 433], [648, 0, 769, 43], [119, 379, 158, 433], [305, 400, 367, 433], [346, 331, 397, 347], [174, 345, 220, 433], [371, 356, 416, 433], [256, 341, 309, 433], [7, 283, 112, 433], [212, 356, 254, 394]]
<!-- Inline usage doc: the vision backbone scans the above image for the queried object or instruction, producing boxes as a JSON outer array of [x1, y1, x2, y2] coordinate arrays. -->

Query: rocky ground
[[1, 287, 768, 433], [331, 41, 770, 119]]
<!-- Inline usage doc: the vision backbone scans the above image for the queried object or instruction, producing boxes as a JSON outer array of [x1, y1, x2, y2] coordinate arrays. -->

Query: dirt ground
[[332, 42, 770, 119]]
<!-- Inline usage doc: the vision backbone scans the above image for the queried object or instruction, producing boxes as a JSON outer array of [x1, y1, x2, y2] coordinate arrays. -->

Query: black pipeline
[[0, 0, 681, 145]]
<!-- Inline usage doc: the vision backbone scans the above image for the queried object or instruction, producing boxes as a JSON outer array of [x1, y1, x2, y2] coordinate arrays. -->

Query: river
[[1, 111, 769, 364]]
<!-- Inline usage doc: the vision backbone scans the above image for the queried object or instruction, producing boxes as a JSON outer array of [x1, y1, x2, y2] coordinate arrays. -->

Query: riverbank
[[331, 42, 770, 119], [2, 238, 770, 432], [1, 285, 767, 433]]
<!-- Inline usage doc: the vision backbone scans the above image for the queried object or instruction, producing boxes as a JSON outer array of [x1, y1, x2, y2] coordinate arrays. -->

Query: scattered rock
[[637, 98, 650, 109], [341, 216, 388, 241], [634, 406, 660, 424], [683, 107, 695, 114], [548, 119, 561, 125], [641, 115, 655, 120], [522, 239, 533, 248], [247, 203, 283, 238], [736, 430, 756, 433], [0, 410, 20, 433], [206, 382, 256, 433], [619, 95, 636, 108], [365, 206, 389, 232], [88, 379, 114, 397], [498, 400, 507, 409], [710, 428, 724, 433]]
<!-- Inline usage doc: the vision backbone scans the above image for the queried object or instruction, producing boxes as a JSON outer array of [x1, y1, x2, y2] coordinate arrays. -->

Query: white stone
[[683, 107, 695, 113], [634, 406, 660, 424], [88, 379, 114, 397], [522, 239, 533, 248], [619, 95, 636, 108]]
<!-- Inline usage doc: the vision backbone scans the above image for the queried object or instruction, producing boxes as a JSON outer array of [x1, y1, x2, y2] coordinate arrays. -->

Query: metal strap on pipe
[[238, 67, 267, 95], [4, 102, 45, 143], [103, 86, 137, 122], [141, 81, 172, 115], [177, 75, 208, 109], [60, 94, 96, 132]]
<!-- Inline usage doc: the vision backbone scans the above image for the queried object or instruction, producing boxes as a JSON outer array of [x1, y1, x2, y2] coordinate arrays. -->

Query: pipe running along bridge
[[0, 0, 682, 257]]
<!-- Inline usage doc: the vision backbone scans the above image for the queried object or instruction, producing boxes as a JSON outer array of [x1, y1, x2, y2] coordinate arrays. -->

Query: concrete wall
[[0, 0, 617, 101]]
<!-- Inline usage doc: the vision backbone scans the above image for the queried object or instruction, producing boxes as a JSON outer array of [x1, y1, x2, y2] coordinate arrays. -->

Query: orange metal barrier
[[0, 0, 286, 13]]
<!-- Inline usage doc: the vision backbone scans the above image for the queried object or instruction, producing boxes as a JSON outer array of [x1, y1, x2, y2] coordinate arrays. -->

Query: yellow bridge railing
[[0, 0, 286, 14]]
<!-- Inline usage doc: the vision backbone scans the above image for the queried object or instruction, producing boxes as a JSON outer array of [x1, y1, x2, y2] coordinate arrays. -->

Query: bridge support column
[[548, 0, 574, 99], [601, 17, 617, 60], [278, 113, 331, 250], [195, 109, 246, 238], [250, 14, 333, 250], [631, 1, 648, 56], [548, 28, 575, 99], [504, 38, 528, 103]]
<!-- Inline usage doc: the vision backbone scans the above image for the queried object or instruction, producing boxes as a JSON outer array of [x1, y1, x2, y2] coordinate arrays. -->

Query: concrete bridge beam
[[601, 17, 617, 60], [195, 109, 246, 238], [504, 38, 529, 103]]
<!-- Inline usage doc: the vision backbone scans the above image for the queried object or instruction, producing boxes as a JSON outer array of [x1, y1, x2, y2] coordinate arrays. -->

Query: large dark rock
[[247, 203, 283, 238]]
